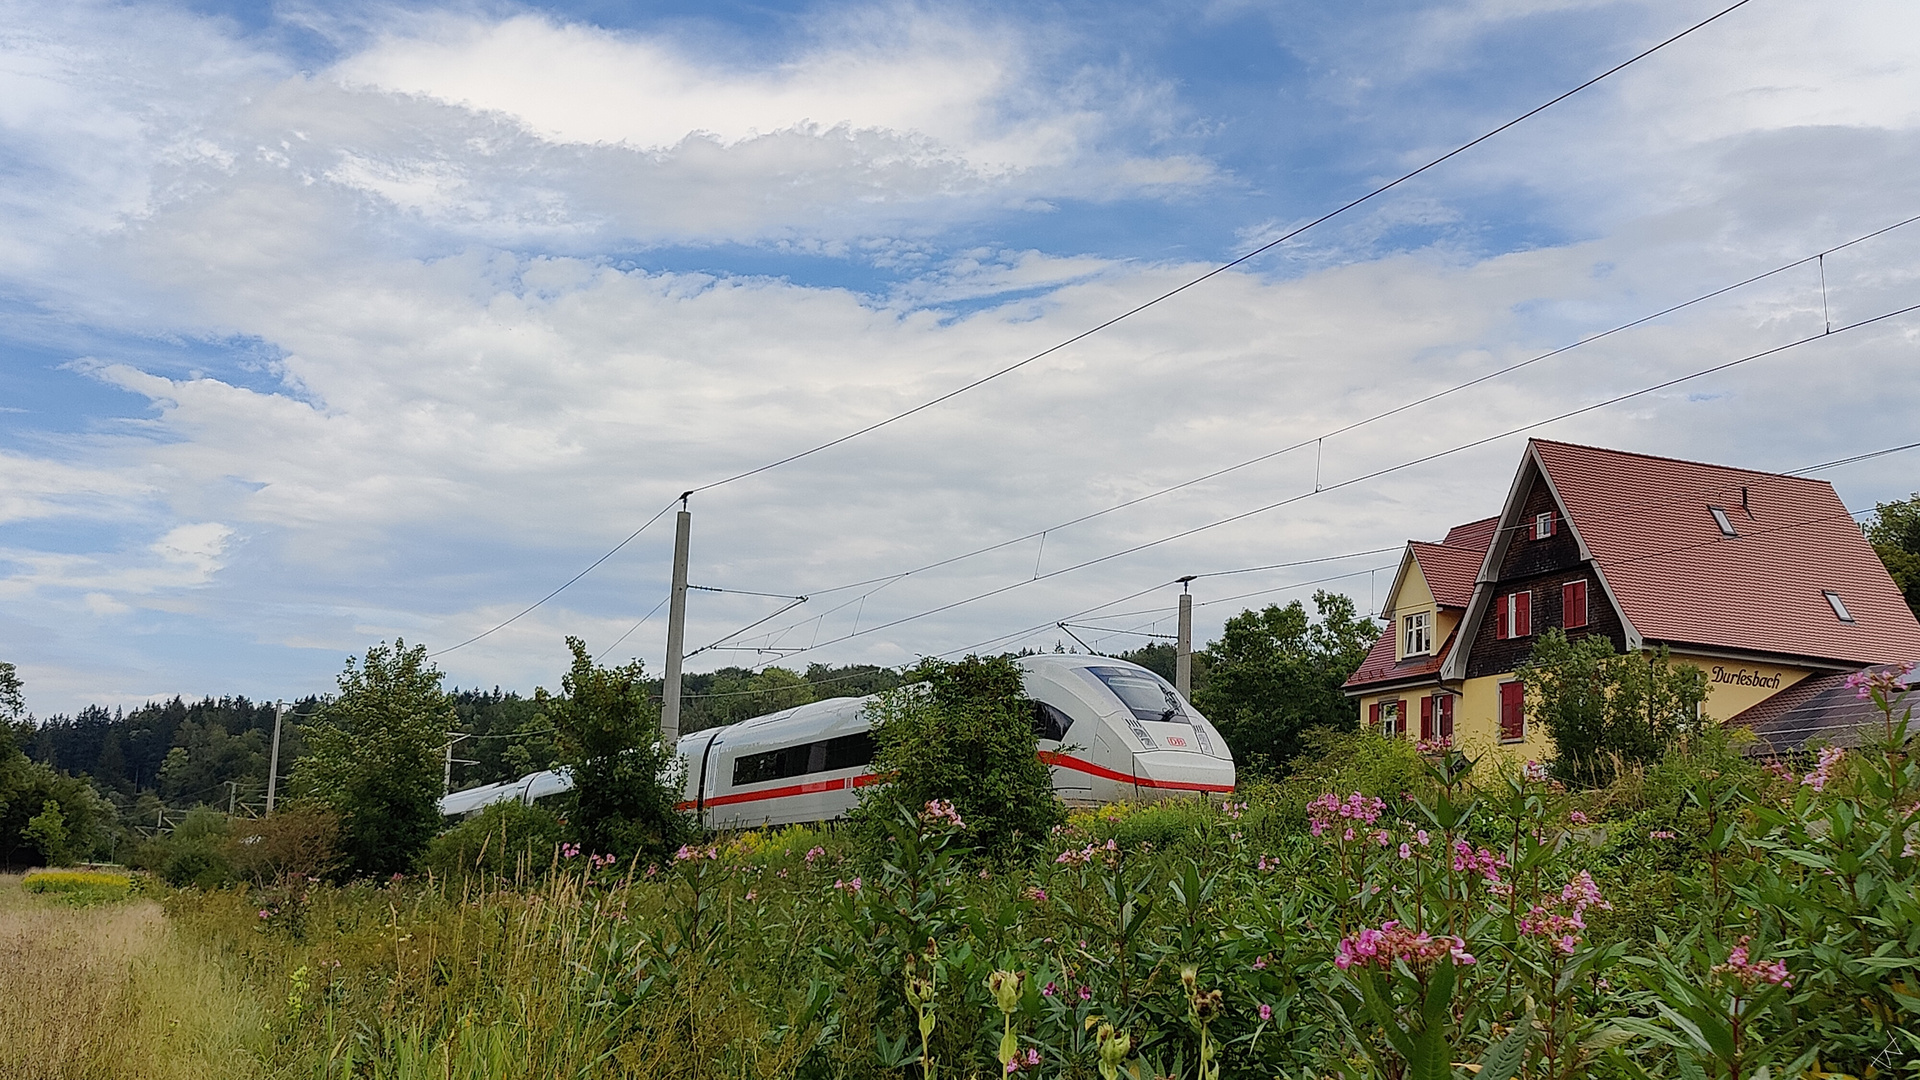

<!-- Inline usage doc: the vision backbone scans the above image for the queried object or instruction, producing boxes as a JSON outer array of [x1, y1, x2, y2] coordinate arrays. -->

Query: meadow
[[8, 700, 1920, 1079]]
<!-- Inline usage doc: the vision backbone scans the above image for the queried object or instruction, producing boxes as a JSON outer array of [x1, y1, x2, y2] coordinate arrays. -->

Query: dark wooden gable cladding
[[1465, 470, 1628, 679]]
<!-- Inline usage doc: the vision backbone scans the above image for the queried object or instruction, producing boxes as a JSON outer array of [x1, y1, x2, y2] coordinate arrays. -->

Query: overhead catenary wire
[[680, 0, 1758, 499], [425, 2, 1763, 658], [705, 211, 1920, 654], [717, 300, 1920, 669]]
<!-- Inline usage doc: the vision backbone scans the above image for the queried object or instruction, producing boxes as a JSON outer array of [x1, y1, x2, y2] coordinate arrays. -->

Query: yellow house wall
[[1669, 654, 1812, 724], [1389, 560, 1438, 663]]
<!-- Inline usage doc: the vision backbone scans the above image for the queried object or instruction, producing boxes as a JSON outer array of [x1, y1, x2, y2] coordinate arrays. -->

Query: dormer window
[[1710, 506, 1737, 537], [1403, 611, 1433, 656], [1533, 512, 1556, 540], [1824, 590, 1855, 623]]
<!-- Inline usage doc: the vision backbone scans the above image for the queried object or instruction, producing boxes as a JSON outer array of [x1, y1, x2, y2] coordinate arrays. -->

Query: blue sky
[[4, 0, 1919, 714]]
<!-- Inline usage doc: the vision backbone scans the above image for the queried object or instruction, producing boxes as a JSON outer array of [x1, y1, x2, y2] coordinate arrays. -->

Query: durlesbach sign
[[1710, 666, 1784, 690]]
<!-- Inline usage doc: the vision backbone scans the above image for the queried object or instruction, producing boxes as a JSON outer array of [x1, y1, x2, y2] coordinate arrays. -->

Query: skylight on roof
[[1709, 506, 1738, 537], [1823, 590, 1855, 623]]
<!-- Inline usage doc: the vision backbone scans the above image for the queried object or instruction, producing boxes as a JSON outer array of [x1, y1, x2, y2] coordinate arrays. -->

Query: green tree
[[1517, 628, 1708, 786], [1868, 493, 1920, 617], [296, 639, 453, 878], [23, 799, 70, 866], [0, 664, 109, 865], [851, 655, 1064, 863], [540, 637, 689, 863], [1195, 590, 1379, 777]]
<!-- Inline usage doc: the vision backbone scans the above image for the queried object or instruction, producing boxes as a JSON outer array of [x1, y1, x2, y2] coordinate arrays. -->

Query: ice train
[[440, 654, 1236, 829]]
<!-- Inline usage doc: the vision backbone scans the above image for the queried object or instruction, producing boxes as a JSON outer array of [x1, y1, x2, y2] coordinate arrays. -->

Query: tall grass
[[0, 874, 266, 1080]]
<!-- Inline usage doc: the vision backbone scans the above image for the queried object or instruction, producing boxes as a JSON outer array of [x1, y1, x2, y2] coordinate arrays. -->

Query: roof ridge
[[1529, 438, 1834, 487]]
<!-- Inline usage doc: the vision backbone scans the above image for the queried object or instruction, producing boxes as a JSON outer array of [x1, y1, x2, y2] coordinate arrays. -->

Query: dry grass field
[[0, 873, 266, 1080]]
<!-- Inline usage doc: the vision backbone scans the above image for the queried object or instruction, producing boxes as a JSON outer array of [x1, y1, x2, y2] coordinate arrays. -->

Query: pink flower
[[1335, 921, 1475, 970], [1451, 840, 1510, 884], [1568, 811, 1590, 825], [1258, 1003, 1273, 1021], [1024, 886, 1048, 902], [1398, 842, 1412, 860], [744, 890, 756, 901], [1078, 985, 1091, 1001], [1042, 982, 1056, 997], [1713, 936, 1792, 989], [922, 799, 967, 830], [1307, 791, 1386, 838], [832, 877, 862, 893], [257, 909, 270, 919], [1523, 760, 1549, 783], [1649, 829, 1676, 840], [804, 846, 825, 863], [1802, 746, 1844, 792], [562, 843, 581, 859], [1252, 956, 1268, 970]]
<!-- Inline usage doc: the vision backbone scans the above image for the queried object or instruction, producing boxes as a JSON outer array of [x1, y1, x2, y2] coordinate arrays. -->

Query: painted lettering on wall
[[1709, 666, 1783, 690]]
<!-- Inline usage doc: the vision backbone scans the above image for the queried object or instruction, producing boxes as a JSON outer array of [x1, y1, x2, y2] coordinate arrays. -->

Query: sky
[[3, 0, 1919, 716]]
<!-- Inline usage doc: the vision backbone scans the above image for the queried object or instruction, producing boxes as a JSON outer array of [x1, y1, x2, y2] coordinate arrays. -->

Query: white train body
[[441, 654, 1235, 828]]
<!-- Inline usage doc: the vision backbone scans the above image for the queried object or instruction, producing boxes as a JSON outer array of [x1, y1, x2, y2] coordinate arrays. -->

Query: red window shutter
[[1494, 593, 1509, 640], [1515, 591, 1532, 637], [1420, 696, 1434, 741], [1370, 702, 1381, 731], [1396, 699, 1408, 738], [1563, 580, 1588, 629], [1438, 694, 1455, 739], [1499, 682, 1525, 741]]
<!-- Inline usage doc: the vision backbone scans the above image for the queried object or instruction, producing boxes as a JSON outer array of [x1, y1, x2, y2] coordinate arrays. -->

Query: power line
[[716, 300, 1920, 667], [426, 2, 1770, 659], [702, 211, 1920, 653], [681, 0, 1758, 499]]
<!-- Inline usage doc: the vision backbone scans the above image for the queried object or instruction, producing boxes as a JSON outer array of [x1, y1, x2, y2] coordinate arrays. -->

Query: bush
[[23, 867, 134, 903], [424, 800, 564, 882], [226, 805, 340, 886], [849, 655, 1064, 863], [542, 637, 690, 863], [131, 807, 233, 889]]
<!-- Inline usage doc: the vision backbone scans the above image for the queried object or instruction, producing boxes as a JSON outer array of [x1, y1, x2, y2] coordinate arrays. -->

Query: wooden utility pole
[[660, 495, 693, 742]]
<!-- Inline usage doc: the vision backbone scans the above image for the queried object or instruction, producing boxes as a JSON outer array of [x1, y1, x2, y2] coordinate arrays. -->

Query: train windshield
[[1086, 666, 1190, 724]]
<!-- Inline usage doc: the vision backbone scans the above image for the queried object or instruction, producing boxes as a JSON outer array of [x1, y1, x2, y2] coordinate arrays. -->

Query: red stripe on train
[[680, 753, 1231, 810], [1039, 751, 1236, 793]]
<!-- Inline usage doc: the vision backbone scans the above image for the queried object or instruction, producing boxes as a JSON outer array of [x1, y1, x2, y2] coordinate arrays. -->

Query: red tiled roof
[[1532, 440, 1920, 667], [1443, 516, 1498, 551], [1344, 623, 1456, 690], [1411, 540, 1486, 608]]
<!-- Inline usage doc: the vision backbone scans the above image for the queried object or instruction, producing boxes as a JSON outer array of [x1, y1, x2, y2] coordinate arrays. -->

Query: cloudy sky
[[3, 0, 1918, 715]]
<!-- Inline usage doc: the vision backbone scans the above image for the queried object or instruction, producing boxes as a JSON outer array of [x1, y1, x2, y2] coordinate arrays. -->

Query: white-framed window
[[1824, 590, 1855, 623], [1533, 512, 1555, 540], [1402, 610, 1433, 656]]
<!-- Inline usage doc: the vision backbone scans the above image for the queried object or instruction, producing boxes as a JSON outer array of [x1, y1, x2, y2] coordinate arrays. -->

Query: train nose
[[1130, 750, 1235, 795]]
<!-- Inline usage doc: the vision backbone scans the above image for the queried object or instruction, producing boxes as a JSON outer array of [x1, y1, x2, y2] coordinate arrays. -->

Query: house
[[1342, 440, 1920, 756]]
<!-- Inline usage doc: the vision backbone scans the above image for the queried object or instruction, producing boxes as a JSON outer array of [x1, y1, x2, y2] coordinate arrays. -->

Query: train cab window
[[1087, 666, 1186, 723], [1031, 701, 1074, 742]]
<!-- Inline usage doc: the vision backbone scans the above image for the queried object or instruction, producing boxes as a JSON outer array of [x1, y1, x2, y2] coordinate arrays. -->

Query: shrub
[[1517, 629, 1708, 786], [850, 655, 1065, 863], [542, 637, 690, 863], [132, 807, 233, 889], [22, 867, 134, 903], [296, 639, 454, 879], [226, 804, 340, 886], [424, 800, 564, 882]]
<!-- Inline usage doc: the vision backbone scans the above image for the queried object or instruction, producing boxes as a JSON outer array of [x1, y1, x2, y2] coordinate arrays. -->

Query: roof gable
[[1410, 540, 1484, 608], [1458, 440, 1920, 669]]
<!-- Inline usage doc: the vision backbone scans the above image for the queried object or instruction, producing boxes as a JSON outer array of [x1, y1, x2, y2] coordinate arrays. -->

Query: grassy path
[[0, 874, 267, 1080]]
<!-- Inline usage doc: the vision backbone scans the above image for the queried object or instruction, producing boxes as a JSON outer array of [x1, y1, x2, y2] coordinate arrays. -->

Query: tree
[[851, 655, 1064, 863], [0, 663, 109, 866], [1195, 591, 1380, 777], [1517, 628, 1708, 786], [296, 640, 452, 878], [541, 637, 689, 863], [1868, 493, 1920, 617]]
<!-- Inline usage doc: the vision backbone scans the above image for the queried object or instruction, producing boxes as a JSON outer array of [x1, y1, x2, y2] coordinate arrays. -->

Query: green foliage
[[1195, 590, 1379, 777], [541, 637, 689, 863], [425, 800, 564, 882], [139, 807, 234, 889], [1868, 491, 1920, 616], [295, 639, 452, 878], [851, 654, 1065, 863], [23, 800, 69, 866], [1518, 629, 1708, 786], [226, 805, 341, 886], [0, 661, 23, 724], [679, 666, 816, 734]]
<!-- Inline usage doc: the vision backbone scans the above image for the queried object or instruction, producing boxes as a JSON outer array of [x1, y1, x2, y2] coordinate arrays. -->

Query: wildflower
[[1649, 829, 1676, 840], [1523, 760, 1549, 784], [1518, 871, 1611, 955], [562, 842, 581, 859], [1416, 829, 1430, 846], [257, 909, 271, 919], [1713, 936, 1792, 989], [1847, 660, 1916, 701], [804, 845, 825, 863], [1024, 886, 1048, 902], [1335, 921, 1475, 970], [1042, 982, 1056, 997], [1306, 791, 1386, 838], [1258, 1003, 1273, 1021], [1398, 842, 1412, 860], [1802, 746, 1844, 792], [1451, 840, 1509, 884], [1569, 811, 1590, 825], [744, 890, 757, 901], [1252, 955, 1268, 970], [1372, 829, 1391, 847], [832, 877, 863, 893], [922, 799, 967, 829], [1415, 736, 1452, 754], [1078, 984, 1092, 1000]]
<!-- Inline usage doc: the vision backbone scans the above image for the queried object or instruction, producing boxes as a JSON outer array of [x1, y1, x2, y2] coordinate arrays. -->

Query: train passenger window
[[1087, 666, 1185, 724], [1030, 701, 1074, 741], [822, 732, 875, 770], [733, 732, 876, 786]]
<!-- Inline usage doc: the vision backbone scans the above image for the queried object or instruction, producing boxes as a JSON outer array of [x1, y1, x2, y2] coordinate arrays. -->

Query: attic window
[[1709, 506, 1738, 537], [1823, 590, 1855, 623], [1533, 512, 1556, 540]]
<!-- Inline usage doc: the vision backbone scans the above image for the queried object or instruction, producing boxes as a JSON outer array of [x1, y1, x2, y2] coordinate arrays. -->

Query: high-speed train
[[440, 654, 1235, 830]]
